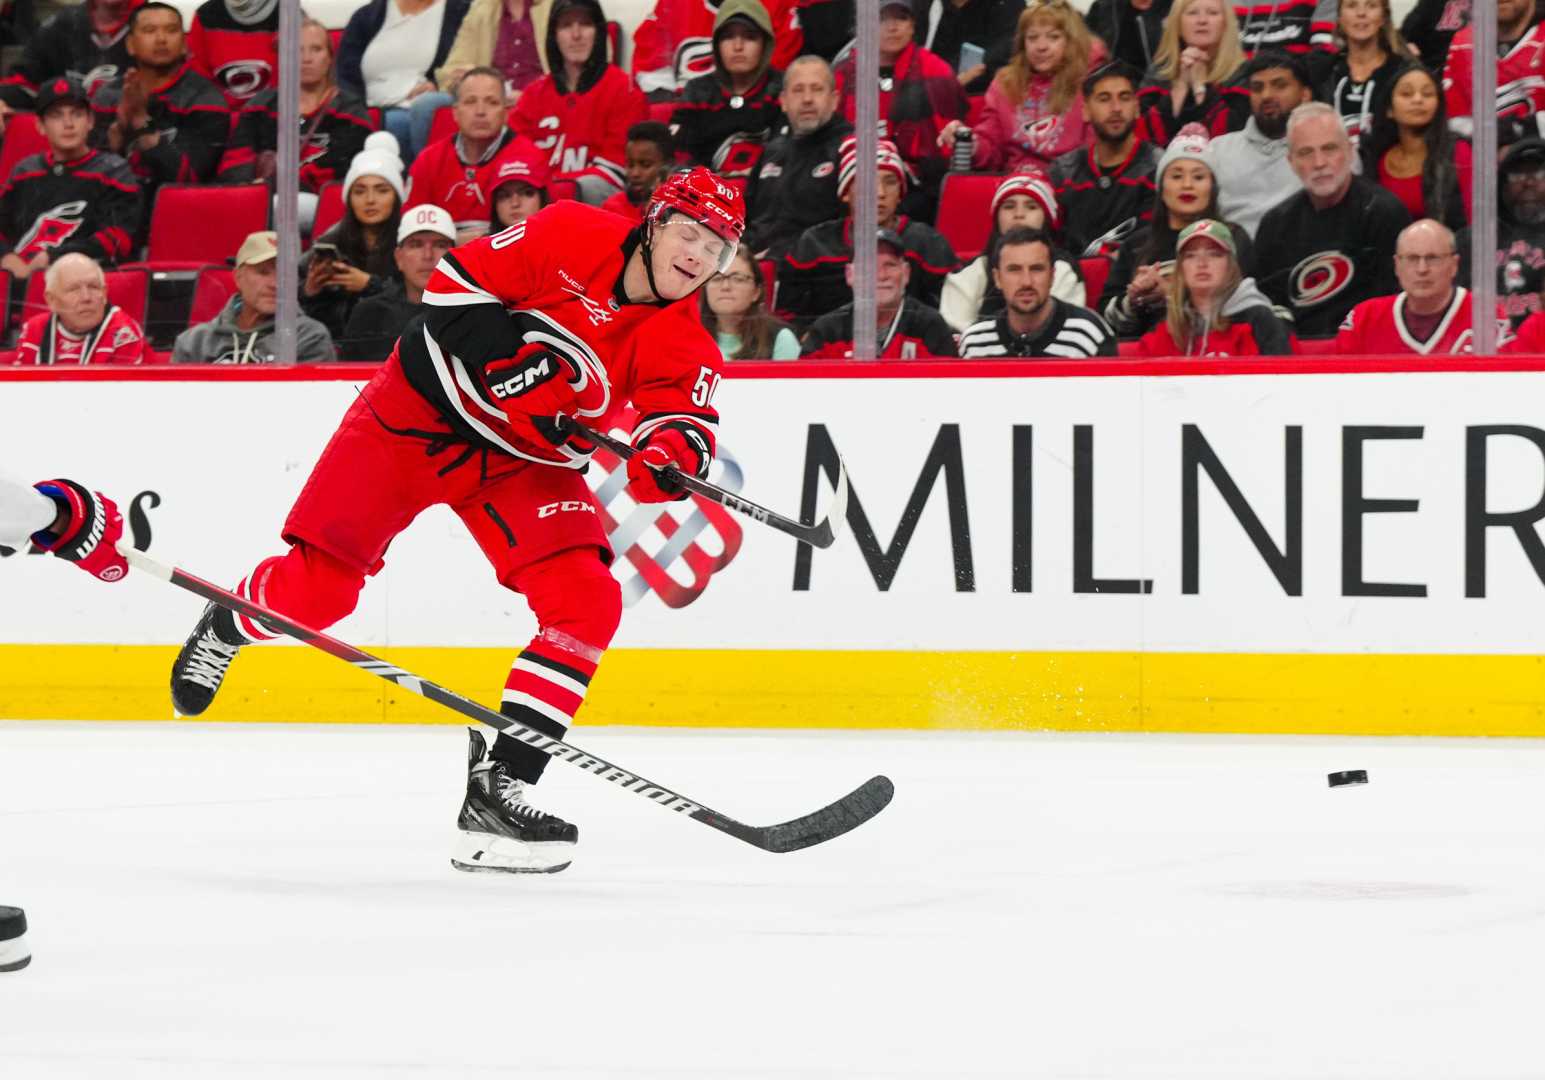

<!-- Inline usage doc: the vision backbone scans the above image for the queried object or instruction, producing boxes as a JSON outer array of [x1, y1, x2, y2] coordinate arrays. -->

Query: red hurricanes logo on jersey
[[1290, 252, 1356, 307], [16, 201, 87, 260], [216, 60, 273, 99], [586, 409, 743, 609]]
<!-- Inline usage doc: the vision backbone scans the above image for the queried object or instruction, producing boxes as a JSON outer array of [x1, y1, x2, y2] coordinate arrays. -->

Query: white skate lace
[[494, 772, 556, 824], [182, 630, 241, 691]]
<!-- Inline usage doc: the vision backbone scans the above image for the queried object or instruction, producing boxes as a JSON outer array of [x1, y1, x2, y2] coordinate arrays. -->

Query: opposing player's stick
[[561, 418, 849, 550], [118, 543, 894, 854]]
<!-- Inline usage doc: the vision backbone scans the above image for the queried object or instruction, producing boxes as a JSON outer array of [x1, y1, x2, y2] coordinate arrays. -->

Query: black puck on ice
[[0, 906, 31, 972], [1327, 770, 1369, 788]]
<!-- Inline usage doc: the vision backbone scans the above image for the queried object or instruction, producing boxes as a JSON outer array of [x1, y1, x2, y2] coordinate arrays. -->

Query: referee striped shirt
[[958, 300, 1119, 359]]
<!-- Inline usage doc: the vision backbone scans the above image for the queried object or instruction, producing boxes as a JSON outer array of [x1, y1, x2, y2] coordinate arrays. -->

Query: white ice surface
[[2, 722, 1544, 1079]]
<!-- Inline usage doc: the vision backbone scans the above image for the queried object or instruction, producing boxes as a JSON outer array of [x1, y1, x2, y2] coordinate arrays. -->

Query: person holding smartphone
[[911, 0, 1026, 96], [301, 139, 406, 341]]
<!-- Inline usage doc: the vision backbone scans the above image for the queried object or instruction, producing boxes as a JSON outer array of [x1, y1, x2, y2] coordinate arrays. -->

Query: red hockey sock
[[491, 547, 622, 782], [230, 543, 367, 643]]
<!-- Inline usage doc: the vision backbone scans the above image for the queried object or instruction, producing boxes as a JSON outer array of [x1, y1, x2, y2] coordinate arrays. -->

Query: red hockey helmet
[[645, 167, 745, 272]]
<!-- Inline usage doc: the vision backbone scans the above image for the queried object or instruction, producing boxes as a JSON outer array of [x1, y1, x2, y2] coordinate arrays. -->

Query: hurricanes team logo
[[16, 201, 86, 260], [1290, 252, 1356, 307], [216, 60, 273, 99], [674, 38, 716, 83], [585, 411, 744, 608]]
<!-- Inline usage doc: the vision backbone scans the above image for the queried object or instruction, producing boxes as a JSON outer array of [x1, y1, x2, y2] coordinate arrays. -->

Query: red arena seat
[[312, 181, 346, 241], [430, 106, 457, 146], [104, 269, 150, 325], [20, 272, 47, 326], [935, 173, 1004, 262], [187, 266, 237, 326], [0, 113, 48, 186], [1080, 257, 1111, 306], [145, 183, 270, 266]]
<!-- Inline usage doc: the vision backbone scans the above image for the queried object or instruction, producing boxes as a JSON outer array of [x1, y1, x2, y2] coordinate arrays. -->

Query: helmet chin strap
[[638, 217, 666, 303]]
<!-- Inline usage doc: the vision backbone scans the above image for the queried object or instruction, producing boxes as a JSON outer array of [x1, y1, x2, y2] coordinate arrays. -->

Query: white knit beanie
[[344, 149, 406, 202], [1157, 122, 1216, 179]]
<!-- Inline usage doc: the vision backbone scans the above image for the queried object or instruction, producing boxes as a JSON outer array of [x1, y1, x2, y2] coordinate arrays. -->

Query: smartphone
[[311, 242, 340, 263], [958, 42, 986, 73]]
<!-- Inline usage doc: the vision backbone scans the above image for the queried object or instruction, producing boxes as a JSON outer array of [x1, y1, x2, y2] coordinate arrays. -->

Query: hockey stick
[[118, 542, 894, 854], [560, 418, 849, 550]]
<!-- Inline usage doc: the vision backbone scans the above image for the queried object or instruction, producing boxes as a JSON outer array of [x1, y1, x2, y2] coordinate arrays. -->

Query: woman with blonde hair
[[1137, 218, 1290, 356], [938, 0, 1106, 172], [1136, 0, 1249, 145]]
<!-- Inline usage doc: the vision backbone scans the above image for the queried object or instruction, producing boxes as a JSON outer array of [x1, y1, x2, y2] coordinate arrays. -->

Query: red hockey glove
[[625, 427, 709, 504], [30, 479, 129, 583], [479, 345, 582, 448]]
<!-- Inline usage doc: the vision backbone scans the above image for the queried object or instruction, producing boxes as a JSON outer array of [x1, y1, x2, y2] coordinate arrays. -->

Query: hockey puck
[[0, 906, 30, 972], [1327, 770, 1369, 789]]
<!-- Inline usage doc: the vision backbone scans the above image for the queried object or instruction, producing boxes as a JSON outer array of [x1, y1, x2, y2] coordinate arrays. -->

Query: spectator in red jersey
[[780, 135, 960, 328], [1137, 217, 1290, 355], [1136, 0, 1249, 145], [0, 76, 140, 286], [219, 16, 376, 233], [336, 0, 472, 162], [939, 0, 1103, 173], [599, 121, 673, 224], [834, 0, 967, 210], [1049, 62, 1163, 258], [1305, 0, 1408, 156], [186, 0, 278, 106], [1505, 308, 1545, 353], [631, 0, 801, 99], [941, 168, 1085, 332], [0, 0, 141, 117], [486, 150, 550, 230], [1444, 0, 1545, 148], [671, 0, 784, 176], [1336, 218, 1508, 355], [90, 2, 229, 194], [15, 253, 147, 365], [341, 203, 458, 360], [407, 67, 548, 235], [1361, 62, 1470, 231], [302, 142, 406, 341], [511, 0, 645, 203], [1099, 123, 1253, 337], [800, 229, 959, 358]]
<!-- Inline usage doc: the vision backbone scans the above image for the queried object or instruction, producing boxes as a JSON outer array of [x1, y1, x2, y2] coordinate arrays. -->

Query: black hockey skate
[[452, 728, 577, 874], [170, 601, 243, 716]]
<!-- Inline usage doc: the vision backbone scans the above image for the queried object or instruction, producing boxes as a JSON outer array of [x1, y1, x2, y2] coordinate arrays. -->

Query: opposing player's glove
[[479, 345, 582, 447], [625, 426, 710, 504], [30, 479, 129, 583]]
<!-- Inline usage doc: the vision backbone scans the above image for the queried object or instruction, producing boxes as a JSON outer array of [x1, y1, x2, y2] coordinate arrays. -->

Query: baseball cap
[[875, 228, 905, 255], [1176, 219, 1236, 259], [397, 204, 457, 245], [235, 231, 279, 267], [880, 0, 913, 14], [36, 76, 90, 115]]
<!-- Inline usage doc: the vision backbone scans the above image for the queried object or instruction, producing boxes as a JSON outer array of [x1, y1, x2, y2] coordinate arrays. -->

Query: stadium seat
[[1295, 336, 1337, 354], [187, 266, 237, 327], [105, 269, 150, 325], [430, 106, 457, 146], [0, 113, 47, 186], [935, 173, 1003, 261], [145, 183, 270, 265], [757, 258, 775, 303], [965, 96, 985, 127], [1080, 257, 1111, 307], [20, 272, 46, 326], [312, 181, 346, 241]]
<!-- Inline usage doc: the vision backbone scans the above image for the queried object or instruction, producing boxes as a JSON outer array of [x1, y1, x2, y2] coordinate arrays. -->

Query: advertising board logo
[[584, 412, 744, 608]]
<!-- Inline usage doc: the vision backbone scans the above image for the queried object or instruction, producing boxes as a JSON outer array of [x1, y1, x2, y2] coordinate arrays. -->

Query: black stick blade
[[711, 775, 895, 853]]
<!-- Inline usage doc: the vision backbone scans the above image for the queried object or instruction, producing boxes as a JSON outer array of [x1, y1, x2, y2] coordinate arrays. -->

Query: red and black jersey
[[1049, 139, 1161, 259], [834, 42, 967, 191], [510, 66, 645, 191], [405, 130, 548, 234], [0, 148, 140, 264], [219, 87, 375, 192], [780, 215, 961, 325], [1445, 21, 1545, 145], [16, 305, 148, 365], [1233, 0, 1338, 56], [90, 64, 230, 186], [1335, 288, 1511, 356], [1136, 66, 1251, 146], [670, 69, 783, 174], [0, 1, 141, 109], [186, 0, 278, 106], [630, 0, 802, 94], [405, 200, 723, 467], [799, 299, 959, 359]]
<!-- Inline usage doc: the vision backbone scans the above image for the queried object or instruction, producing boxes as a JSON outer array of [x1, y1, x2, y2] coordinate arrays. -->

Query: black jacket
[[1049, 139, 1162, 258], [340, 278, 419, 361], [910, 0, 1025, 95], [89, 64, 230, 188], [1085, 0, 1172, 74], [1459, 137, 1545, 327], [0, 147, 142, 264], [1399, 0, 1470, 70], [0, 3, 133, 108], [781, 215, 961, 327], [336, 0, 472, 101], [672, 69, 784, 172], [743, 112, 852, 258]]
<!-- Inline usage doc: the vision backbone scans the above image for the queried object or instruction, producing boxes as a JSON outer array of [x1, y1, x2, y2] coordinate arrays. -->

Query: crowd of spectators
[[0, 0, 1540, 362]]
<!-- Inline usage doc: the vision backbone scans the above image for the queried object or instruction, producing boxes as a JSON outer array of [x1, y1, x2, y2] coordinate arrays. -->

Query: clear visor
[[657, 215, 739, 276]]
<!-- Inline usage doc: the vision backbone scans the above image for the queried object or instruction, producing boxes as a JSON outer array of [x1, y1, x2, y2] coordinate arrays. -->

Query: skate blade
[[451, 832, 573, 874], [0, 937, 31, 973]]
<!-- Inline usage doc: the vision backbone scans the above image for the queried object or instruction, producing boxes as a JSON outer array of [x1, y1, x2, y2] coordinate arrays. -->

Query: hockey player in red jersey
[[167, 167, 745, 874]]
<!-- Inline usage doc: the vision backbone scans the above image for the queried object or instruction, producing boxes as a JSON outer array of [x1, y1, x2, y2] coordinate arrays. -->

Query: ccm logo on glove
[[488, 353, 559, 400]]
